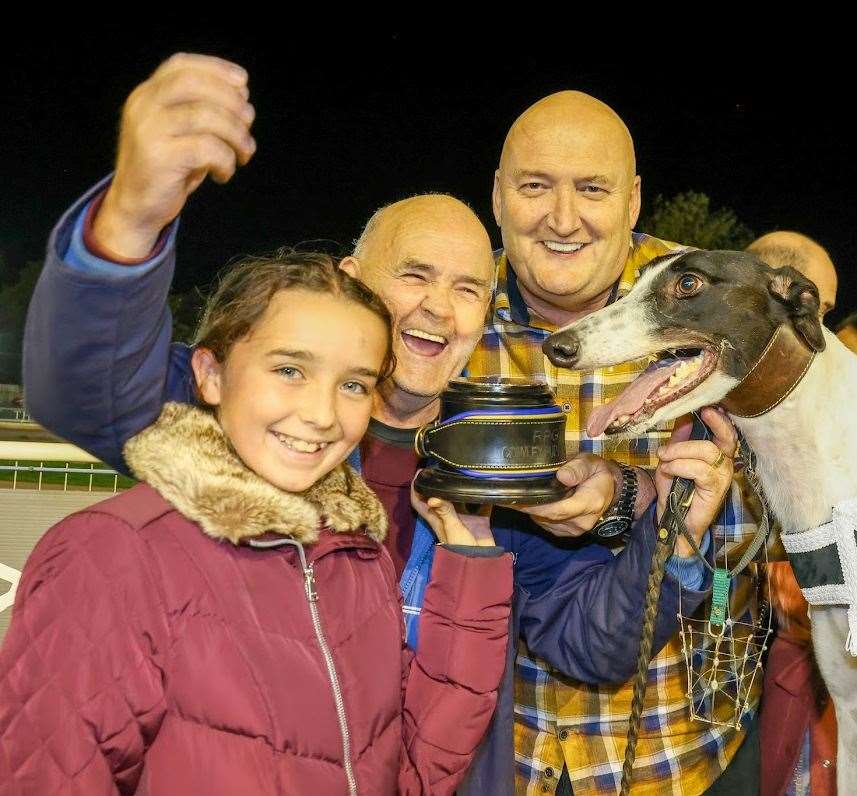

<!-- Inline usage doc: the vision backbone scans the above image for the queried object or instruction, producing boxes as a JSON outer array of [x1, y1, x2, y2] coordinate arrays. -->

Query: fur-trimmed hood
[[123, 402, 387, 545]]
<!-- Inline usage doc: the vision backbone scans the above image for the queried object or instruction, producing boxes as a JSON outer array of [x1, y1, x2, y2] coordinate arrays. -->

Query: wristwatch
[[591, 464, 638, 539]]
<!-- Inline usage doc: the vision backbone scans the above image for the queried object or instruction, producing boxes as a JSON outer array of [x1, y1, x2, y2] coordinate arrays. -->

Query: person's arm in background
[[23, 53, 255, 473]]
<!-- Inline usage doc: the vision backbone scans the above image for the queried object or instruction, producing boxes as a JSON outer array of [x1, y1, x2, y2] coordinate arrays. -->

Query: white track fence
[[0, 441, 121, 493]]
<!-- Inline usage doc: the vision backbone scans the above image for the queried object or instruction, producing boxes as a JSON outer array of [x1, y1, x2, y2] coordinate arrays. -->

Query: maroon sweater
[[359, 419, 421, 579]]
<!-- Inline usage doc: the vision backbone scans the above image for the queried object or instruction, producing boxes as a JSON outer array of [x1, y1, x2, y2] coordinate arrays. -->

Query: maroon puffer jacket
[[0, 405, 512, 795]]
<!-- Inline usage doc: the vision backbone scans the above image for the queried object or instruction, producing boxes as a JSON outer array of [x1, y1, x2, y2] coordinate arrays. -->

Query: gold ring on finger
[[711, 449, 726, 470]]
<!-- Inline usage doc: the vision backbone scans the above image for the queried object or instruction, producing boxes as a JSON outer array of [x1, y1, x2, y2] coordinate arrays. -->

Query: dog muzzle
[[413, 377, 570, 504]]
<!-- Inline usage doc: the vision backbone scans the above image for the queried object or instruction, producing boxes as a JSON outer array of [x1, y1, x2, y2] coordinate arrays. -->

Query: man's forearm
[[24, 179, 180, 472], [88, 186, 173, 262]]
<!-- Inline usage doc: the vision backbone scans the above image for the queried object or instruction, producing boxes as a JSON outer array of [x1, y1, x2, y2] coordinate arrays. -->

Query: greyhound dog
[[543, 249, 857, 791]]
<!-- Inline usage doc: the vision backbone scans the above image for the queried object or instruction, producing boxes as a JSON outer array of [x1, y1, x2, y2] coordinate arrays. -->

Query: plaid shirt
[[467, 234, 764, 795]]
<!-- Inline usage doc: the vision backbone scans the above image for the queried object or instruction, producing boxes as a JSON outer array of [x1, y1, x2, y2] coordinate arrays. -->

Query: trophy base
[[414, 468, 571, 506]]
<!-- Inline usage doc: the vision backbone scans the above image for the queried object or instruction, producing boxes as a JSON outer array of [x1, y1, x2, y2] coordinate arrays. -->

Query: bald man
[[747, 230, 838, 316], [341, 196, 495, 428], [464, 91, 763, 795], [492, 91, 641, 323]]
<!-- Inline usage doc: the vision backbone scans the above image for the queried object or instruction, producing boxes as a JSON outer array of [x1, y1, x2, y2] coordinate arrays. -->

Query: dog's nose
[[543, 334, 580, 367]]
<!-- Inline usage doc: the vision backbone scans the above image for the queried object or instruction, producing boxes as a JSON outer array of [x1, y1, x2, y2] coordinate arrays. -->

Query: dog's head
[[543, 249, 825, 436]]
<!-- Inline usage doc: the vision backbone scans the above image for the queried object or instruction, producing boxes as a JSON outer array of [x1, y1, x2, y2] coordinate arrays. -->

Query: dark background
[[3, 25, 854, 326]]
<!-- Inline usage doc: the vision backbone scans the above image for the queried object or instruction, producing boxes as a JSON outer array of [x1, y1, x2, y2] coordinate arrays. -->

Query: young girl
[[0, 252, 512, 795]]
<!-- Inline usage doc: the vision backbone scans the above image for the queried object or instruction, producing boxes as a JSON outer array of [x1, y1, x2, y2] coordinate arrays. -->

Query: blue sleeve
[[63, 193, 169, 279], [665, 528, 710, 591], [23, 177, 196, 475], [495, 506, 711, 684]]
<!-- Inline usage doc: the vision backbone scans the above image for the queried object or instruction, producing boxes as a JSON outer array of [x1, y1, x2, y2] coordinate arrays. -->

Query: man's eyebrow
[[577, 174, 611, 185], [266, 349, 313, 360], [398, 258, 490, 289], [511, 169, 553, 182], [396, 258, 436, 275], [457, 273, 492, 289], [511, 170, 613, 186]]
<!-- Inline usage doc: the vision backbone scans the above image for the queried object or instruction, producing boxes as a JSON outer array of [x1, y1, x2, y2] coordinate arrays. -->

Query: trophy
[[414, 377, 569, 504]]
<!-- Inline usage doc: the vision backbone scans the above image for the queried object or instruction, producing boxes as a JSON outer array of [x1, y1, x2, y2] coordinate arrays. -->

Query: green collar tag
[[709, 568, 730, 627]]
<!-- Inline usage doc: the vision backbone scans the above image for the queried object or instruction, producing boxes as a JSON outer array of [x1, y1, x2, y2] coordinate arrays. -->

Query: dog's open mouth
[[586, 348, 719, 437]]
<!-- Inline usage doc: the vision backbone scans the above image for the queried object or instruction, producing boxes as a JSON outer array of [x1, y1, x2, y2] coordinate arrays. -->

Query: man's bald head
[[353, 194, 492, 272], [499, 91, 637, 183], [747, 231, 838, 317], [343, 194, 496, 418], [493, 90, 641, 322]]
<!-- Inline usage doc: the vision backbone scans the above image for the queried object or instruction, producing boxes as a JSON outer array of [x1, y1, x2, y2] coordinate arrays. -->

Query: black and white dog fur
[[544, 249, 857, 791]]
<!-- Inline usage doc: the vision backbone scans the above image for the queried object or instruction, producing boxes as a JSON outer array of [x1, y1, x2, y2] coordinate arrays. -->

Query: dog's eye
[[676, 274, 703, 297]]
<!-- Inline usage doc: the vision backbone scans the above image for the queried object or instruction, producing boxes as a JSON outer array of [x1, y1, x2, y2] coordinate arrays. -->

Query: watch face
[[593, 517, 631, 538]]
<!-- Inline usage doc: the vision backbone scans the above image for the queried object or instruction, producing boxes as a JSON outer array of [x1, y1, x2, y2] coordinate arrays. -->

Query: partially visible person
[[746, 231, 838, 318], [836, 312, 857, 353], [759, 563, 837, 795], [750, 230, 844, 792], [0, 252, 514, 794]]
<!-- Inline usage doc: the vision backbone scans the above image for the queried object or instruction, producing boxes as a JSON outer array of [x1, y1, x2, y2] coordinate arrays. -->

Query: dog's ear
[[767, 266, 826, 352]]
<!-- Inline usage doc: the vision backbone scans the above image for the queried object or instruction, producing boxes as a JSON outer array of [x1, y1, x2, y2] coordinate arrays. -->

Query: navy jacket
[[23, 180, 710, 793]]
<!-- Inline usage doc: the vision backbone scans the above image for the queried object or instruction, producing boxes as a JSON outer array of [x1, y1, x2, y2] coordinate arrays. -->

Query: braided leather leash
[[619, 461, 696, 795], [619, 420, 770, 795]]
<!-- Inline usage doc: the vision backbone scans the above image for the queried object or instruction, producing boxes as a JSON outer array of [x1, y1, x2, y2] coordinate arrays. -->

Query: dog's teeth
[[669, 358, 703, 388]]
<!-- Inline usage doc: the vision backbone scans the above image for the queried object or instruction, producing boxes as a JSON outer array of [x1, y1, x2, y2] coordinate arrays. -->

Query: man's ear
[[339, 256, 361, 279], [768, 266, 826, 352], [492, 169, 502, 227], [629, 175, 642, 229], [191, 347, 224, 406]]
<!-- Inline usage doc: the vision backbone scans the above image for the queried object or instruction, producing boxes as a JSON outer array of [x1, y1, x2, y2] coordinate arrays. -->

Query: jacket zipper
[[303, 562, 358, 796], [250, 536, 358, 795]]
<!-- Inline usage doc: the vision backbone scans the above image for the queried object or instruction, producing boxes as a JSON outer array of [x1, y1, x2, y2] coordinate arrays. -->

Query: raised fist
[[93, 53, 256, 259]]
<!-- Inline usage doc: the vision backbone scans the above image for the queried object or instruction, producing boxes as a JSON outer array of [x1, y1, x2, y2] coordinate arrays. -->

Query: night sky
[[3, 26, 855, 326]]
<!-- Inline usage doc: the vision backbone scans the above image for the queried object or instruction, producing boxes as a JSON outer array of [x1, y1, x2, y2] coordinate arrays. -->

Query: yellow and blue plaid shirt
[[467, 234, 764, 795]]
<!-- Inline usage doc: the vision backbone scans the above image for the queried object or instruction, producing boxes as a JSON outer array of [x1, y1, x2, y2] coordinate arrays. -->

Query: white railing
[[0, 408, 30, 422], [0, 441, 121, 493]]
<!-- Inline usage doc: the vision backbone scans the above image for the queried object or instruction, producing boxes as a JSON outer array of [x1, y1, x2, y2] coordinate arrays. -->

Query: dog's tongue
[[586, 359, 682, 437]]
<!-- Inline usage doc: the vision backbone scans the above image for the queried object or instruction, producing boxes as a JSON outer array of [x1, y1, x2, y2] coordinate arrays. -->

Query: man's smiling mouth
[[401, 328, 449, 356], [271, 430, 332, 454], [542, 241, 589, 255]]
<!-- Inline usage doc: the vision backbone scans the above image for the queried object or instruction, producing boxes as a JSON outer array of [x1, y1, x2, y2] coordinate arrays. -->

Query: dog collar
[[720, 324, 816, 418]]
